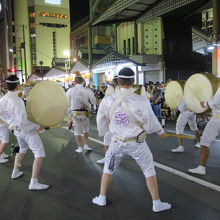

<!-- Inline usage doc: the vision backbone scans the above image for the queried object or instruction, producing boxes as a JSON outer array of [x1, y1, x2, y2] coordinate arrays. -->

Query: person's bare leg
[[83, 132, 88, 145], [92, 173, 112, 206], [194, 130, 201, 143], [11, 153, 25, 179], [32, 157, 43, 178], [0, 142, 8, 155], [199, 146, 209, 166], [177, 137, 183, 146], [146, 176, 159, 200], [188, 145, 208, 175], [76, 135, 82, 147], [146, 176, 171, 212], [100, 173, 112, 195], [29, 157, 49, 190]]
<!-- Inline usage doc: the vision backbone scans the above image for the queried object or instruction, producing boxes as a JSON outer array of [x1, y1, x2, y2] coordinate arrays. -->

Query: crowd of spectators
[[91, 79, 177, 121]]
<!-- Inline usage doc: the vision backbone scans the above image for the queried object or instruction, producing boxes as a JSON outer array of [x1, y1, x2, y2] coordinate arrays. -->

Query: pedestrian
[[92, 67, 171, 212]]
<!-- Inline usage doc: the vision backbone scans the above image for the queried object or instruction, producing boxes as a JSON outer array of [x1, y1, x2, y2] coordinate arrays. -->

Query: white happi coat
[[176, 98, 197, 134], [0, 91, 45, 157], [97, 88, 163, 177], [66, 84, 96, 135], [0, 92, 9, 143], [201, 88, 220, 147]]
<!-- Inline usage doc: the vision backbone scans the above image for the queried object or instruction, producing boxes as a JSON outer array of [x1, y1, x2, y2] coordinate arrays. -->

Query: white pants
[[104, 140, 156, 178], [0, 124, 9, 143], [176, 111, 198, 134], [104, 131, 112, 146], [72, 116, 89, 136], [15, 131, 45, 158], [200, 118, 220, 147]]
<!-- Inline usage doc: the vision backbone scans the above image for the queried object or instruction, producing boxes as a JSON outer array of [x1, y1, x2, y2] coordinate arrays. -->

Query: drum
[[184, 73, 220, 113], [164, 80, 185, 109], [26, 80, 68, 127]]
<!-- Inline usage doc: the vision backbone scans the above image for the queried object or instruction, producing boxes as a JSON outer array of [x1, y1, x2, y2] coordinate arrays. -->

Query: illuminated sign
[[38, 12, 67, 19], [0, 3, 2, 12], [45, 0, 61, 5]]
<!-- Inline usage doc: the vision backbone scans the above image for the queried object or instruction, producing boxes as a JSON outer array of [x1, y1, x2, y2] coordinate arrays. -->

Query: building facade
[[13, 0, 70, 81]]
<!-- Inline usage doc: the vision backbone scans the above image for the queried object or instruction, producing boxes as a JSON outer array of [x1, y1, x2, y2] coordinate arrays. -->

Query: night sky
[[69, 0, 90, 26]]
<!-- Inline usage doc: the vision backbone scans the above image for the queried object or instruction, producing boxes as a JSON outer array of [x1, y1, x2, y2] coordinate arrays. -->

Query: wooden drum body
[[26, 81, 68, 127], [164, 80, 185, 109]]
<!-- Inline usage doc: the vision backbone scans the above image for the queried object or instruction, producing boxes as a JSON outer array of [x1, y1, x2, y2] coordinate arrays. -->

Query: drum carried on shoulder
[[165, 73, 220, 113], [164, 80, 185, 109], [184, 73, 220, 113], [26, 80, 68, 127]]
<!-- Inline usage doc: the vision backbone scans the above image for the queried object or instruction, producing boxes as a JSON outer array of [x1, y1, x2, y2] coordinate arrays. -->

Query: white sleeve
[[15, 98, 40, 131], [208, 88, 220, 109], [140, 99, 164, 135], [88, 89, 96, 105], [96, 98, 109, 136]]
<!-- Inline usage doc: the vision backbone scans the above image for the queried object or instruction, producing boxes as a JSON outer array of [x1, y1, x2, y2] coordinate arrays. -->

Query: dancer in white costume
[[189, 87, 220, 175], [0, 75, 49, 190], [92, 67, 171, 212], [171, 98, 200, 153], [0, 92, 9, 163], [97, 77, 118, 164], [66, 74, 96, 153]]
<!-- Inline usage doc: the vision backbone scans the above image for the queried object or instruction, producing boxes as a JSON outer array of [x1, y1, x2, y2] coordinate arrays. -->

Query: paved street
[[0, 118, 220, 220]]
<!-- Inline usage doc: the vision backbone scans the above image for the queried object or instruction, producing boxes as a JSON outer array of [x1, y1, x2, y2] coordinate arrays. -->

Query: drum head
[[184, 74, 213, 113], [165, 81, 184, 109], [26, 81, 68, 127]]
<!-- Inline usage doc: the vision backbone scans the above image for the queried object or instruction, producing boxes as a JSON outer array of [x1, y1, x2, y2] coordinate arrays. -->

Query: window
[[128, 38, 131, 55], [53, 32, 57, 58], [45, 0, 61, 5]]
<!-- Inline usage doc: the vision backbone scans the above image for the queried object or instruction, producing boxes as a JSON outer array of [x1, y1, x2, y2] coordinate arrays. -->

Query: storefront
[[91, 51, 141, 88]]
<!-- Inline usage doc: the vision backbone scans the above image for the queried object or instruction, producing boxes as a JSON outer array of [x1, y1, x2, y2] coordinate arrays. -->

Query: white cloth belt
[[72, 111, 88, 117], [213, 115, 220, 119], [113, 134, 137, 143]]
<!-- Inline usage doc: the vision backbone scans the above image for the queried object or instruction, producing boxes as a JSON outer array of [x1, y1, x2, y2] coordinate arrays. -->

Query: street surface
[[0, 118, 220, 220]]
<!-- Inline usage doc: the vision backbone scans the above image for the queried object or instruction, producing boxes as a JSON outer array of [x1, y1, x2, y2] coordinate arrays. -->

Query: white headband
[[6, 79, 20, 83], [118, 75, 135, 79]]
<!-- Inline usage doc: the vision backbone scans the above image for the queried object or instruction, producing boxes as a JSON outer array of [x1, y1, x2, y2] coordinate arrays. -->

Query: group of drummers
[[0, 67, 220, 213]]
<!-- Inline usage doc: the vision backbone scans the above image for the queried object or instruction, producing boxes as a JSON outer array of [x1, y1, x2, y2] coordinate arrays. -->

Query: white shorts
[[176, 111, 198, 134], [104, 131, 112, 146], [16, 131, 45, 158], [72, 117, 89, 136], [200, 118, 220, 147], [0, 124, 9, 143], [103, 141, 156, 178]]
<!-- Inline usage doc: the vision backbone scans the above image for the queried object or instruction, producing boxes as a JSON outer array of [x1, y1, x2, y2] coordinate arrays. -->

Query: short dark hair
[[74, 77, 84, 84], [118, 78, 134, 86], [6, 75, 19, 91]]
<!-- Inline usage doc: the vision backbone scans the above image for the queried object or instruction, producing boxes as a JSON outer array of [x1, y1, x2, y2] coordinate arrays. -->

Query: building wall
[[117, 18, 164, 56], [13, 0, 70, 78], [34, 2, 70, 66]]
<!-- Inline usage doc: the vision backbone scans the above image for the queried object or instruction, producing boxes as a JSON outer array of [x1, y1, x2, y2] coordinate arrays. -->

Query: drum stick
[[165, 133, 195, 140]]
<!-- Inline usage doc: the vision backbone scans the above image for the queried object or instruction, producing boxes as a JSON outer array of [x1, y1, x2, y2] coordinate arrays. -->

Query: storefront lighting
[[9, 48, 14, 52], [93, 65, 116, 72], [63, 50, 70, 57]]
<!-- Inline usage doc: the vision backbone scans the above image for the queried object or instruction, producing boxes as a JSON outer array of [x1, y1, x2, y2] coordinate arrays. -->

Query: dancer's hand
[[200, 102, 205, 108]]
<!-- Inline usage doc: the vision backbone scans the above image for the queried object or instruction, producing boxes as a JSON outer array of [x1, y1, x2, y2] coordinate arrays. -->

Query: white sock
[[30, 178, 38, 184], [99, 194, 106, 200], [84, 144, 88, 148], [153, 199, 171, 212]]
